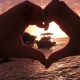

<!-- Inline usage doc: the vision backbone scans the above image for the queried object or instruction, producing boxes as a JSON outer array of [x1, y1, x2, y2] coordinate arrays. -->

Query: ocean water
[[0, 38, 80, 80]]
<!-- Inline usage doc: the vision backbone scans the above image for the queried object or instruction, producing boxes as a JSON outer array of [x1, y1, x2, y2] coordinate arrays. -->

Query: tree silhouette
[[22, 32, 37, 46]]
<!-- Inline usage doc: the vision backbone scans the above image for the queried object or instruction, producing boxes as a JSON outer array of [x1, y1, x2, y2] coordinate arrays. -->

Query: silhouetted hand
[[0, 1, 46, 65], [44, 0, 80, 68]]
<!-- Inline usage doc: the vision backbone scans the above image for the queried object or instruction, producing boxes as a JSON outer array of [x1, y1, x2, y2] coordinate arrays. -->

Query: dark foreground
[[0, 38, 80, 80], [0, 56, 80, 80]]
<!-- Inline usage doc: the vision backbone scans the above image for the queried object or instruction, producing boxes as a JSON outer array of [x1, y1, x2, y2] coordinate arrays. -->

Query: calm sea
[[0, 38, 80, 80]]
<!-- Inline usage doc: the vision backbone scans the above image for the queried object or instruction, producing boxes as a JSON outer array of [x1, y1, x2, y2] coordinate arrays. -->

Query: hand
[[44, 0, 80, 38], [44, 0, 80, 68], [0, 1, 46, 65]]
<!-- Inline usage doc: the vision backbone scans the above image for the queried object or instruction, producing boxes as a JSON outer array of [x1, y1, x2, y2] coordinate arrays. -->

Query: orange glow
[[25, 21, 68, 40], [48, 22, 68, 38]]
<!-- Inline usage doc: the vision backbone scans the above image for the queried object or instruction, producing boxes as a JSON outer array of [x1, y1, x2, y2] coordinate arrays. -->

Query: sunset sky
[[0, 0, 80, 39]]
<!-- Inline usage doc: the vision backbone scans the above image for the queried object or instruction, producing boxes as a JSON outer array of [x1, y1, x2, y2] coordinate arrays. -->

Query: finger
[[44, 0, 60, 22], [20, 45, 46, 65], [1, 39, 46, 65], [43, 22, 49, 31], [45, 52, 59, 68], [45, 41, 80, 68], [24, 1, 46, 29], [14, 1, 47, 30], [32, 6, 50, 30], [43, 1, 60, 31], [33, 8, 45, 28]]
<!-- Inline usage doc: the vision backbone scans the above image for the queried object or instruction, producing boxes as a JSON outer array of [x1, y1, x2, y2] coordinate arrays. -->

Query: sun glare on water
[[25, 21, 68, 40]]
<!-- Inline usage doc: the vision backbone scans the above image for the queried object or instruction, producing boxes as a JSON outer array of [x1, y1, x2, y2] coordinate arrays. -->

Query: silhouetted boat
[[36, 32, 56, 48]]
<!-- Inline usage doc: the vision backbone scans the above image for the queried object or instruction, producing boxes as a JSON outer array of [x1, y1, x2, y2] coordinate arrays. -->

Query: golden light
[[48, 22, 68, 38], [25, 21, 68, 40]]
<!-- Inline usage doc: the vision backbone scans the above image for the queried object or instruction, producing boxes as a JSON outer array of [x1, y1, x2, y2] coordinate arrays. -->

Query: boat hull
[[36, 41, 56, 48]]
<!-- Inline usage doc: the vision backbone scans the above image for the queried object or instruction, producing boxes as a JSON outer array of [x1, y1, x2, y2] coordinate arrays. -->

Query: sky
[[0, 0, 80, 15], [0, 0, 80, 39]]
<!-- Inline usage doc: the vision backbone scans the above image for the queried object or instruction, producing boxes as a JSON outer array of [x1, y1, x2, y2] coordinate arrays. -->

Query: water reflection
[[0, 38, 80, 80]]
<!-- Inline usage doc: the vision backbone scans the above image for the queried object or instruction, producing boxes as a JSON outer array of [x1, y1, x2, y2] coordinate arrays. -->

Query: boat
[[35, 32, 56, 48]]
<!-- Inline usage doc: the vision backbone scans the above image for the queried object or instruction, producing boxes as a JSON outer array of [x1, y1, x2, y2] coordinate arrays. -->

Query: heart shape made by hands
[[0, 0, 80, 68]]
